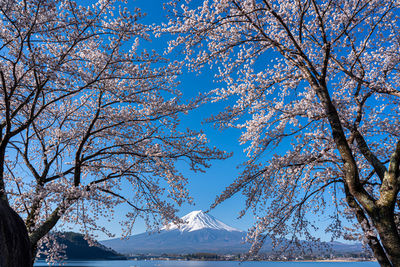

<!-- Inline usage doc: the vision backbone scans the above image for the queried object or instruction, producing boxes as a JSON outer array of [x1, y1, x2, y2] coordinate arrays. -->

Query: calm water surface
[[34, 260, 379, 267]]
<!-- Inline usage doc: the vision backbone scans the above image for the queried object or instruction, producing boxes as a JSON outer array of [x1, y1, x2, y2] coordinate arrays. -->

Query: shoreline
[[295, 259, 376, 263], [127, 257, 376, 263]]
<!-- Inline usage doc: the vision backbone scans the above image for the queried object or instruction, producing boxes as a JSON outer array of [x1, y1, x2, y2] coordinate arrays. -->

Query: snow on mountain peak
[[162, 210, 242, 232]]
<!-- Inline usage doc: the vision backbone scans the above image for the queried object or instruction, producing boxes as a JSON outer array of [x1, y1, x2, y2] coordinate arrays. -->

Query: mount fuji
[[100, 210, 250, 255], [161, 210, 241, 232], [100, 210, 364, 256]]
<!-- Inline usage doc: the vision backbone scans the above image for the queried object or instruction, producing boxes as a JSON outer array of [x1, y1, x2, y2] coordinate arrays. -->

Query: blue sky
[[70, 0, 340, 243], [76, 0, 258, 239]]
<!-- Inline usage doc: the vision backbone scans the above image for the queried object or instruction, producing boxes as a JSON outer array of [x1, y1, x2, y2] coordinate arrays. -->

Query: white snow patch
[[162, 210, 242, 232]]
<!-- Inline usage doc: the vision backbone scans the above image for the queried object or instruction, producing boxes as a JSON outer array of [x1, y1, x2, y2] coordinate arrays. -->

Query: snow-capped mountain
[[100, 210, 364, 256], [161, 210, 241, 232], [100, 210, 249, 255]]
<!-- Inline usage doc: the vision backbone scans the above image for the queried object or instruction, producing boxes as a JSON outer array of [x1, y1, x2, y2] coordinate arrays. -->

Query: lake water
[[34, 260, 379, 267]]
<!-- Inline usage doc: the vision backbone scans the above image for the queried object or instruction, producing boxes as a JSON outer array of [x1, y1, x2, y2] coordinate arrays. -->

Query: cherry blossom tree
[[0, 0, 227, 265], [163, 0, 400, 266]]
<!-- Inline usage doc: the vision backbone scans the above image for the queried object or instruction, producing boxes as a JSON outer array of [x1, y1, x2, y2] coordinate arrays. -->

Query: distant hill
[[100, 210, 365, 256], [38, 232, 126, 260]]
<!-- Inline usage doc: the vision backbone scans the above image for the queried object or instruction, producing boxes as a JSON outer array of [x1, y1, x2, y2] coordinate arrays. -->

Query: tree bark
[[0, 199, 32, 267], [374, 214, 400, 266], [344, 185, 393, 267]]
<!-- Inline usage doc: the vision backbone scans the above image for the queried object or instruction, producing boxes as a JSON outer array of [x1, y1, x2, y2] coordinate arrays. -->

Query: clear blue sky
[[71, 0, 337, 243], [67, 0, 257, 240]]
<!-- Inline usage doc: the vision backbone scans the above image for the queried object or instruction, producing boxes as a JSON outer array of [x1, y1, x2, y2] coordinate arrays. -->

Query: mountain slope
[[101, 210, 249, 254], [104, 228, 248, 254], [100, 210, 365, 256], [162, 210, 240, 232], [38, 232, 126, 260]]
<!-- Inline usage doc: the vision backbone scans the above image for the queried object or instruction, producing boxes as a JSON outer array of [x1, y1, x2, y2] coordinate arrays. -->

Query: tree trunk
[[30, 242, 38, 267], [344, 185, 393, 266], [0, 199, 32, 267], [374, 215, 400, 266]]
